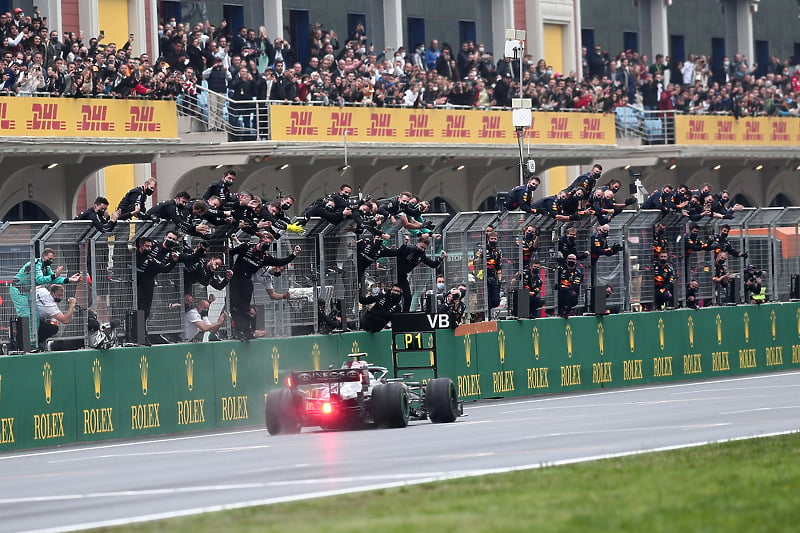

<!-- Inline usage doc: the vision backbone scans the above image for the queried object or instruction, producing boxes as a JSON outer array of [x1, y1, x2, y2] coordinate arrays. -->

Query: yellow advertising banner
[[269, 105, 616, 145], [675, 115, 800, 146], [0, 97, 178, 139]]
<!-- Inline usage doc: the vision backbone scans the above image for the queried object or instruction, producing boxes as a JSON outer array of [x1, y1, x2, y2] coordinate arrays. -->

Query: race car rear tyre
[[426, 377, 459, 423], [372, 382, 410, 428], [265, 388, 303, 435]]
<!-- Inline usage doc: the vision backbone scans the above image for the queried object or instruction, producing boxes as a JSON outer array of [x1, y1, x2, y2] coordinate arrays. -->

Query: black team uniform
[[229, 242, 296, 338], [396, 243, 443, 312], [358, 291, 403, 332], [556, 261, 583, 318]]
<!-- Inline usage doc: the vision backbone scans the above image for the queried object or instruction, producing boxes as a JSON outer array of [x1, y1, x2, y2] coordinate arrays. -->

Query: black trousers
[[558, 287, 579, 315], [487, 277, 501, 310], [229, 276, 254, 336], [137, 277, 155, 321], [38, 320, 59, 347], [398, 273, 412, 312]]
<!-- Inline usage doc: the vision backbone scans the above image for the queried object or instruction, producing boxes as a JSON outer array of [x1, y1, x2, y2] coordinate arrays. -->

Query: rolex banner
[[1, 303, 799, 451]]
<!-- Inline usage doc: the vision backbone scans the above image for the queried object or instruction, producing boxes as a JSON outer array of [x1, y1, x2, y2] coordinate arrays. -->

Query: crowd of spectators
[[2, 6, 799, 119]]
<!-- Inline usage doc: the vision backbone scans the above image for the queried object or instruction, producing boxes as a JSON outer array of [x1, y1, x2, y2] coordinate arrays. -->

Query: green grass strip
[[95, 432, 800, 533]]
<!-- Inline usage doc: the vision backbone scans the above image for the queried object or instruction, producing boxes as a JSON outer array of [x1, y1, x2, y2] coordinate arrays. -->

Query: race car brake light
[[359, 371, 367, 385], [322, 402, 333, 414], [286, 375, 294, 388]]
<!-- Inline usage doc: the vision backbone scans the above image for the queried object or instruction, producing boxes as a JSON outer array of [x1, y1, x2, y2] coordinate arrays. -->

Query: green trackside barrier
[[1, 304, 799, 452], [433, 302, 800, 399], [0, 331, 391, 452]]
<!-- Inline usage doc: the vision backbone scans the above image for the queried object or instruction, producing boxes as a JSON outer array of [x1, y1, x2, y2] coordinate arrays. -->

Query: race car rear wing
[[290, 368, 367, 386]]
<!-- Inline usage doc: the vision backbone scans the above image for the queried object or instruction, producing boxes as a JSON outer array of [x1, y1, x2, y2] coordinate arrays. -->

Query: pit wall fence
[[1, 301, 799, 452]]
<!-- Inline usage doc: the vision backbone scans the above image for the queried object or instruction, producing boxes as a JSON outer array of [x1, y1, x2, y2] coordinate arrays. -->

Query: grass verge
[[95, 432, 800, 533]]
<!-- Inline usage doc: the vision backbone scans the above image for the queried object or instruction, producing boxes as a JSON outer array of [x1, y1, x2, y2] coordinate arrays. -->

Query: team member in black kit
[[75, 196, 121, 232], [180, 240, 233, 298], [117, 177, 157, 220], [395, 235, 446, 312], [229, 234, 300, 339], [136, 231, 181, 324], [203, 168, 239, 211], [356, 232, 396, 288], [556, 253, 583, 318], [358, 283, 403, 332], [653, 251, 676, 309]]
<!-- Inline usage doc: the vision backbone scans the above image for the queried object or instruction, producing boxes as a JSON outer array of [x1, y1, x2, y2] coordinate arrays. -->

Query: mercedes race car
[[265, 353, 461, 435]]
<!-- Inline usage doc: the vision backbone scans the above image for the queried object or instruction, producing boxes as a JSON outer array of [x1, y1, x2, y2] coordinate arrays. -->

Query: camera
[[611, 243, 624, 253]]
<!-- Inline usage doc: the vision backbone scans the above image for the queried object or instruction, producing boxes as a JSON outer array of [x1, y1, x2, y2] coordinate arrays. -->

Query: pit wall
[[1, 302, 799, 452]]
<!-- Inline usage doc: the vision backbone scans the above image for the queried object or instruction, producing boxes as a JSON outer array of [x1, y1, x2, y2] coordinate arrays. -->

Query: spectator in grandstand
[[202, 57, 230, 131], [556, 253, 583, 318], [359, 283, 403, 332], [35, 284, 77, 351], [395, 235, 446, 312], [228, 234, 300, 339], [184, 298, 227, 342], [117, 177, 157, 221], [75, 196, 120, 232]]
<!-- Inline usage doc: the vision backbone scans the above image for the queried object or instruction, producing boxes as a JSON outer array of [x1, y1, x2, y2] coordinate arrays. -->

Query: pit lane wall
[[1, 302, 799, 451]]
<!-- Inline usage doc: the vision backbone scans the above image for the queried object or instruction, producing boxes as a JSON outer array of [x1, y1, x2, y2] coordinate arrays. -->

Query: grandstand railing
[[176, 85, 681, 143], [1, 208, 799, 351]]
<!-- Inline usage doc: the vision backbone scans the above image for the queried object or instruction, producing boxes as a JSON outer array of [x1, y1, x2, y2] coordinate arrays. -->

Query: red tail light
[[322, 402, 333, 414], [286, 376, 293, 388]]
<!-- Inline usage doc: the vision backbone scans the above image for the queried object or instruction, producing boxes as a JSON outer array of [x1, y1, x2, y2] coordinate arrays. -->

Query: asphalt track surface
[[2, 371, 800, 533]]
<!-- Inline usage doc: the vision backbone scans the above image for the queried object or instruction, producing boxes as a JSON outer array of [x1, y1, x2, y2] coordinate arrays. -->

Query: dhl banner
[[675, 115, 800, 146], [269, 105, 616, 145], [0, 96, 178, 139]]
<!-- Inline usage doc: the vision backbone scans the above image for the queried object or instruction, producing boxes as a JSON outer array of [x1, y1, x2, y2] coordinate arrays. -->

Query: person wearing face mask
[[300, 183, 365, 230], [423, 274, 448, 312], [590, 224, 623, 285], [357, 232, 397, 289], [504, 176, 541, 213], [181, 245, 233, 298], [117, 177, 157, 221], [653, 251, 676, 309], [75, 196, 121, 232], [712, 252, 733, 305], [359, 283, 403, 332], [708, 224, 747, 260], [136, 232, 181, 334], [566, 164, 602, 205], [229, 234, 300, 339], [35, 284, 77, 351], [184, 299, 227, 342], [256, 264, 291, 301], [557, 227, 589, 266], [396, 235, 447, 312], [556, 253, 583, 318], [10, 248, 81, 330], [520, 224, 540, 269], [478, 232, 503, 314], [438, 289, 466, 327], [522, 259, 545, 317], [203, 169, 239, 211], [652, 223, 668, 263]]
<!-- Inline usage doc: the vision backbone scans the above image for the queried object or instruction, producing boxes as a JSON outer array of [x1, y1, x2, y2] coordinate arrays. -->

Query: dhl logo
[[285, 111, 317, 136], [770, 121, 790, 142], [522, 118, 540, 140], [547, 117, 573, 139], [328, 112, 356, 136], [743, 120, 763, 141], [579, 117, 604, 140], [714, 120, 735, 141], [125, 106, 161, 132], [368, 113, 396, 136], [479, 115, 505, 138], [78, 104, 115, 132], [442, 114, 470, 138], [26, 103, 66, 131], [0, 102, 15, 129], [405, 114, 433, 137], [687, 119, 708, 140]]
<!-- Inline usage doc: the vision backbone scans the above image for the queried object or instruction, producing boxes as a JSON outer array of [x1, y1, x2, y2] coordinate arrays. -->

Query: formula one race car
[[265, 353, 461, 435]]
